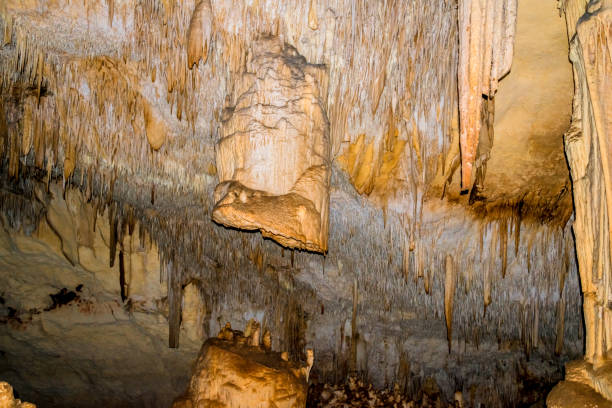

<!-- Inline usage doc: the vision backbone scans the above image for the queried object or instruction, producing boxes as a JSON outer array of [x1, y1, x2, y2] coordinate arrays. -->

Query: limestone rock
[[213, 37, 330, 252], [144, 100, 167, 151], [172, 322, 310, 408], [0, 381, 36, 408], [457, 0, 517, 190], [187, 0, 213, 68], [563, 0, 612, 367], [548, 2, 612, 405], [547, 380, 612, 408]]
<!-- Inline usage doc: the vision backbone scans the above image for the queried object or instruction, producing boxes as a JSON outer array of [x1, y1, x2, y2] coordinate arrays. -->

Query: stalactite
[[499, 218, 508, 278], [187, 0, 213, 69], [167, 261, 182, 348], [555, 295, 565, 356], [308, 0, 319, 30], [109, 204, 118, 268], [119, 250, 126, 302], [350, 278, 358, 371], [457, 0, 517, 190], [484, 225, 496, 315], [0, 2, 586, 400], [445, 254, 456, 353]]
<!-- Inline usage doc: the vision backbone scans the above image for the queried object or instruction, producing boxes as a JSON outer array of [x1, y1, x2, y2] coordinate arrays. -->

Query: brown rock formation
[[213, 37, 330, 253], [172, 322, 311, 408], [187, 0, 213, 69]]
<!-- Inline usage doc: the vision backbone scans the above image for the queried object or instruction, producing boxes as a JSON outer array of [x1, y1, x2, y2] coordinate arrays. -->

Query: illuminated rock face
[[213, 37, 330, 253], [457, 0, 517, 190], [0, 382, 35, 408], [548, 0, 612, 405], [173, 322, 310, 408], [564, 0, 612, 369]]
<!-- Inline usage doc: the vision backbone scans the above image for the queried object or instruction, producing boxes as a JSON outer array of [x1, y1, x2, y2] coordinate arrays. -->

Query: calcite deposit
[[213, 37, 330, 252], [0, 0, 606, 406], [457, 0, 517, 190], [547, 0, 612, 405], [0, 382, 35, 408], [172, 321, 312, 408]]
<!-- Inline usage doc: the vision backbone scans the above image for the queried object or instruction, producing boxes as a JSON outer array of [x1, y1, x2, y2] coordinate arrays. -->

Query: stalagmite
[[172, 322, 309, 408], [187, 0, 213, 68], [457, 0, 517, 190], [0, 382, 35, 408]]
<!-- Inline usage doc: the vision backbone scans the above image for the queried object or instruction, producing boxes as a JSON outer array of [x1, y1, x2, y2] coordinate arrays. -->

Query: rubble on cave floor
[[307, 375, 455, 408]]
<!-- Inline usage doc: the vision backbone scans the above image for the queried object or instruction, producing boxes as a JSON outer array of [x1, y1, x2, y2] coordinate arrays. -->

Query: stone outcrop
[[0, 382, 35, 408], [213, 37, 330, 253], [547, 361, 612, 407], [172, 321, 312, 408]]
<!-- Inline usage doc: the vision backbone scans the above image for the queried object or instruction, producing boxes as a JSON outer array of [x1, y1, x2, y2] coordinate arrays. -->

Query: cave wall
[[0, 175, 583, 407]]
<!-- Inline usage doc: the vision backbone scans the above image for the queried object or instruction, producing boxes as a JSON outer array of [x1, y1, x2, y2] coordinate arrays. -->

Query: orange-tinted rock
[[213, 37, 330, 252], [173, 323, 311, 408]]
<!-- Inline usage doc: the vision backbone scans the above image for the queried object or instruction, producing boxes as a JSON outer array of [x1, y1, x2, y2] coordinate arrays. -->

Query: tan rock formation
[[457, 0, 517, 190], [547, 380, 612, 408], [547, 360, 612, 407], [564, 0, 612, 368], [549, 0, 612, 404], [212, 37, 330, 253], [480, 0, 573, 217], [187, 0, 213, 69], [0, 382, 36, 408], [172, 322, 311, 408]]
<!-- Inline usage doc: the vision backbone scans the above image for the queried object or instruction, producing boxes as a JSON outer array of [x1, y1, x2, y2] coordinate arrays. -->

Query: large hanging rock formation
[[213, 37, 330, 252], [457, 0, 517, 191]]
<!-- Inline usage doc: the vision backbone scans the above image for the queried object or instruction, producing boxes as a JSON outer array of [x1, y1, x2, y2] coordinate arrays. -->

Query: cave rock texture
[[213, 37, 331, 252], [0, 382, 35, 408], [548, 0, 612, 406], [172, 322, 311, 408], [457, 0, 517, 190], [0, 0, 598, 406]]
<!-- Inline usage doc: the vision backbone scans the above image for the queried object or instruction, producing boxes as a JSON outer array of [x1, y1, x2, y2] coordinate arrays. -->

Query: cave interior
[[0, 0, 612, 407]]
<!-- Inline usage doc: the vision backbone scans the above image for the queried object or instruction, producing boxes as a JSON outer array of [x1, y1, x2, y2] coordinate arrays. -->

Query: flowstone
[[212, 37, 330, 253]]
